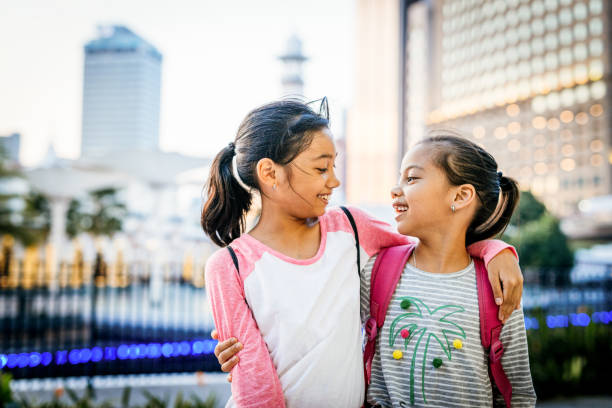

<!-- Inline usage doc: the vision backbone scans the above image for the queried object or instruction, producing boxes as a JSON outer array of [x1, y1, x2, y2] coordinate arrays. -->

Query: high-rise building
[[345, 0, 405, 206], [0, 133, 20, 164], [81, 25, 162, 158], [279, 35, 308, 97], [400, 0, 611, 217]]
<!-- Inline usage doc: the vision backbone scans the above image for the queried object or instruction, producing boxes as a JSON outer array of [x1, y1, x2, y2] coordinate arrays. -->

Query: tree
[[509, 190, 547, 226], [503, 191, 573, 285], [66, 187, 126, 238]]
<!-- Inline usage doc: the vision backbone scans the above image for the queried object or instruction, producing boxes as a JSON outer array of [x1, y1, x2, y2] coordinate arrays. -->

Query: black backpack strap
[[227, 246, 239, 273], [340, 206, 361, 275]]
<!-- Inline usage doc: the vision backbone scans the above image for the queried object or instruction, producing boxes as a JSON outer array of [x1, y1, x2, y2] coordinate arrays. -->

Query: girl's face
[[276, 128, 340, 218], [391, 143, 455, 237]]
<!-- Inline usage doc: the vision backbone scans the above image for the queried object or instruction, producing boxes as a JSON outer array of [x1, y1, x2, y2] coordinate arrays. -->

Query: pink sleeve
[[205, 249, 285, 408], [467, 239, 518, 266], [345, 206, 415, 257]]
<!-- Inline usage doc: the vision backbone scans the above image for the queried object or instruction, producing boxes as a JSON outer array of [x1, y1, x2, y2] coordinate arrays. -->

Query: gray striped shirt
[[360, 255, 536, 407]]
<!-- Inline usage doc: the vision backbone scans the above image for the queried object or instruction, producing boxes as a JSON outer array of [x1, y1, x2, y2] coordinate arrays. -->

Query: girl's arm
[[495, 307, 537, 407], [205, 249, 285, 408], [345, 206, 523, 321]]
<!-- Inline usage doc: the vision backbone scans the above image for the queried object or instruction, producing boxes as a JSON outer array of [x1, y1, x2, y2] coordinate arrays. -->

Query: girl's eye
[[317, 168, 328, 173], [405, 176, 418, 183]]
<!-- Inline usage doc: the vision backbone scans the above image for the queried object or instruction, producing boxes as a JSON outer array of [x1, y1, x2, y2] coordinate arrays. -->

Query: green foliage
[[509, 191, 547, 227], [66, 188, 126, 238], [527, 309, 612, 399], [503, 191, 573, 283], [1, 372, 14, 405]]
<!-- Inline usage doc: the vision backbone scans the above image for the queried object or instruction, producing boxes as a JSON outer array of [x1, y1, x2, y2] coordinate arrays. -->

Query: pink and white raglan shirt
[[205, 206, 515, 408]]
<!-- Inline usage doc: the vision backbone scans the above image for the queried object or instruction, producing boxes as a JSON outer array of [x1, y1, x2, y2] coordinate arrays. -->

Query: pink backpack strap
[[363, 244, 414, 390], [475, 257, 512, 407]]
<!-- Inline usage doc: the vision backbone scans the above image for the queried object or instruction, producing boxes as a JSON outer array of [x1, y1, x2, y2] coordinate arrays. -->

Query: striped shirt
[[360, 255, 537, 408]]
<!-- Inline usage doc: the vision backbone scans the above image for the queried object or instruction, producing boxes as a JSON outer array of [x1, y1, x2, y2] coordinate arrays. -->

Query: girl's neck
[[410, 228, 471, 274], [248, 200, 321, 260]]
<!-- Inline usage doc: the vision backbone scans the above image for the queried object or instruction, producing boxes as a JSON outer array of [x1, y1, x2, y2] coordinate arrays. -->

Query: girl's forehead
[[401, 144, 431, 170], [303, 129, 336, 156]]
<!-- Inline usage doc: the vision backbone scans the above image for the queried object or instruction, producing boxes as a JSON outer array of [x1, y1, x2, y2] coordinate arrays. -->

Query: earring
[[272, 184, 277, 191], [451, 204, 456, 213]]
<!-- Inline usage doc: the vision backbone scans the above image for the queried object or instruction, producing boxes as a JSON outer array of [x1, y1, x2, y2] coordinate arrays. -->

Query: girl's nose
[[390, 185, 402, 198]]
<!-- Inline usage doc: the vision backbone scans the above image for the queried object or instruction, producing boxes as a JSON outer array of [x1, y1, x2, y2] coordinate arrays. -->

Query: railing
[[0, 238, 219, 379]]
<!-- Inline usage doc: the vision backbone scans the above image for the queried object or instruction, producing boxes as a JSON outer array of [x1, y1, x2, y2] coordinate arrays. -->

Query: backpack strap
[[475, 257, 512, 408], [227, 246, 239, 272], [363, 244, 415, 388], [340, 206, 361, 274]]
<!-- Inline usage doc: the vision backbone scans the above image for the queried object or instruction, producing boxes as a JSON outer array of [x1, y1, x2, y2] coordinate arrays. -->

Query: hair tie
[[228, 142, 236, 155], [497, 171, 503, 180]]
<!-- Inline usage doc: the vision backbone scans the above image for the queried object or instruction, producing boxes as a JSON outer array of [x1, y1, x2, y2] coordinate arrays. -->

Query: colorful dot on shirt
[[392, 350, 403, 360], [453, 339, 463, 349], [400, 299, 411, 309], [400, 329, 410, 338], [432, 358, 443, 368]]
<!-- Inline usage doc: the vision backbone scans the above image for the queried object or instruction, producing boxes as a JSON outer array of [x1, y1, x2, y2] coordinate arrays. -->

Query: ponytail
[[467, 174, 520, 245], [201, 144, 252, 247]]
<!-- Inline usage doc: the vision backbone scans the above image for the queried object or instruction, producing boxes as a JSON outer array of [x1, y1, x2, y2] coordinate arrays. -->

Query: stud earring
[[272, 184, 277, 191], [451, 204, 456, 213]]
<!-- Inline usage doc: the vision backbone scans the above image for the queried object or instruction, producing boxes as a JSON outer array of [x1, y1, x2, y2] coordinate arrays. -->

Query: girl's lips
[[317, 194, 331, 203]]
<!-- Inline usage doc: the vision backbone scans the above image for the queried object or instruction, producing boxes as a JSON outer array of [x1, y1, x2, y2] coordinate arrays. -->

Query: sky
[[0, 0, 354, 166]]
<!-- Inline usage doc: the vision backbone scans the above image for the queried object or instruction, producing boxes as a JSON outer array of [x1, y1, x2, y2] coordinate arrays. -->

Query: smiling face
[[275, 127, 340, 218], [391, 143, 456, 238]]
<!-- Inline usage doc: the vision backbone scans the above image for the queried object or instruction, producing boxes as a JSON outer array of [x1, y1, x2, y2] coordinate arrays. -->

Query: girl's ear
[[256, 158, 277, 189], [452, 184, 477, 211]]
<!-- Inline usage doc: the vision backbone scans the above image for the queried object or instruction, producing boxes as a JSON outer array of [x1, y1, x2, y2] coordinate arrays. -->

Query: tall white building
[[278, 35, 308, 97], [81, 25, 162, 158]]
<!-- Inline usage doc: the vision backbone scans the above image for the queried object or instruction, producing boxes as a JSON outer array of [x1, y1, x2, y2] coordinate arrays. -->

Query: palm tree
[[390, 296, 466, 404]]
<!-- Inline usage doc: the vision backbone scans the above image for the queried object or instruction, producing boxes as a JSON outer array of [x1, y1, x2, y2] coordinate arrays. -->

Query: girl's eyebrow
[[400, 165, 424, 175], [312, 152, 338, 160]]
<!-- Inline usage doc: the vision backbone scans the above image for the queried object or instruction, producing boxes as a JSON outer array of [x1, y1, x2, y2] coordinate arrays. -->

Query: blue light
[[192, 341, 204, 355], [128, 345, 139, 359], [68, 349, 80, 365], [91, 347, 103, 362], [179, 341, 191, 356], [203, 339, 216, 354], [117, 345, 129, 360], [546, 315, 569, 328], [41, 352, 53, 366], [29, 352, 42, 367], [171, 342, 181, 357], [79, 348, 92, 363], [0, 338, 218, 371], [104, 347, 117, 361], [161, 343, 173, 358], [56, 350, 68, 365], [18, 353, 30, 368], [524, 317, 540, 330], [137, 344, 148, 359], [147, 343, 162, 358], [570, 313, 591, 327]]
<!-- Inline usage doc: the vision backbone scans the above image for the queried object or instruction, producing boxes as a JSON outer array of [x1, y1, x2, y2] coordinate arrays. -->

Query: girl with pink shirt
[[202, 100, 523, 407]]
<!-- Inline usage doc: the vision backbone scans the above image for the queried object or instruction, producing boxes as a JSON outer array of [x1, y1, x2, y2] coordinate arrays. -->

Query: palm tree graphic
[[390, 296, 466, 405]]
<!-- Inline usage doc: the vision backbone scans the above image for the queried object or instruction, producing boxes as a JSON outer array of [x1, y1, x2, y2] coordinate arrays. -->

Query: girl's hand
[[486, 249, 524, 323], [211, 329, 241, 381]]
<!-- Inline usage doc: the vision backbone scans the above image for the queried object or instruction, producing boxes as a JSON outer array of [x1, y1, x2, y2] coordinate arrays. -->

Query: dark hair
[[418, 133, 520, 245], [201, 99, 330, 247]]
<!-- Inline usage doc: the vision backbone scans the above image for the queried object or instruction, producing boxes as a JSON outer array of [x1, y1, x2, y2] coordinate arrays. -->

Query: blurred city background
[[0, 0, 611, 406]]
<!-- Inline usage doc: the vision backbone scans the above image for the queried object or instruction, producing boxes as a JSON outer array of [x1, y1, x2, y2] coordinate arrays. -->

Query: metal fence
[[0, 239, 219, 379]]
